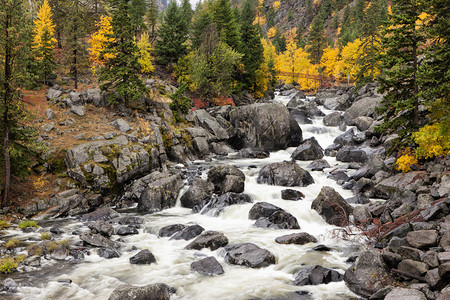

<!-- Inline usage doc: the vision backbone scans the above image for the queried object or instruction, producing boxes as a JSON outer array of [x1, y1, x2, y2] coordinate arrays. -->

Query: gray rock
[[88, 221, 114, 237], [116, 226, 139, 236], [334, 128, 355, 145], [207, 165, 245, 194], [387, 237, 409, 253], [98, 248, 120, 259], [336, 146, 368, 163], [69, 91, 82, 105], [138, 172, 183, 212], [398, 246, 423, 261], [323, 94, 350, 110], [81, 207, 119, 222], [80, 232, 120, 248], [129, 250, 156, 265], [70, 106, 85, 116], [249, 202, 300, 230], [193, 109, 229, 140], [406, 230, 438, 249], [112, 118, 130, 132], [307, 159, 330, 171], [354, 116, 373, 131], [170, 224, 204, 241], [425, 268, 446, 290], [344, 250, 394, 298], [293, 265, 343, 286], [47, 87, 63, 100], [257, 161, 314, 187], [416, 194, 434, 210], [108, 283, 171, 300], [46, 109, 55, 120], [224, 243, 275, 268], [41, 123, 54, 132], [118, 216, 144, 225], [373, 171, 426, 199], [275, 233, 317, 245], [398, 259, 428, 276], [423, 251, 439, 268], [237, 148, 270, 159], [323, 112, 344, 127], [353, 205, 372, 224], [158, 224, 186, 237], [311, 186, 353, 227], [384, 288, 426, 300], [344, 96, 382, 125], [185, 231, 229, 251], [291, 137, 324, 161], [281, 189, 305, 200], [197, 192, 253, 215], [192, 137, 210, 157], [229, 103, 302, 150], [180, 178, 214, 209], [190, 256, 224, 276]]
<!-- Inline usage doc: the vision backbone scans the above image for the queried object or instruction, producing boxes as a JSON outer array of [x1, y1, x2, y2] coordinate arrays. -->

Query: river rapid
[[13, 93, 365, 300]]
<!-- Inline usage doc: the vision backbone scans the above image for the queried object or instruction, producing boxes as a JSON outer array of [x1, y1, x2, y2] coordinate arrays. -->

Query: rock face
[[311, 187, 353, 226], [293, 265, 344, 286], [138, 172, 183, 212], [224, 243, 276, 268], [257, 161, 314, 187], [275, 233, 317, 245], [185, 231, 229, 251], [190, 257, 224, 276], [207, 165, 245, 194], [228, 103, 302, 150], [108, 283, 171, 300], [180, 178, 214, 209], [248, 202, 300, 229], [344, 250, 394, 298], [291, 137, 324, 161]]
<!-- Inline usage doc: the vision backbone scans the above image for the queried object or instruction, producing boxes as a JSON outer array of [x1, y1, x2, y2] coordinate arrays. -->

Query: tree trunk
[[412, 41, 419, 127], [2, 13, 11, 207]]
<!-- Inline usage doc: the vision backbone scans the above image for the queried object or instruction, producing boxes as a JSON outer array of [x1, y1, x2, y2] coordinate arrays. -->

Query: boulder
[[185, 231, 229, 251], [237, 148, 270, 159], [190, 256, 224, 276], [293, 265, 343, 286], [180, 178, 214, 209], [275, 233, 317, 245], [129, 250, 156, 265], [98, 248, 120, 259], [108, 283, 171, 300], [112, 119, 130, 132], [406, 230, 438, 249], [323, 94, 351, 110], [311, 187, 353, 227], [88, 221, 114, 237], [80, 232, 120, 248], [257, 161, 314, 187], [193, 109, 229, 140], [207, 165, 245, 194], [249, 202, 300, 229], [344, 250, 394, 298], [352, 205, 372, 225], [70, 106, 85, 116], [196, 192, 253, 216], [81, 207, 119, 222], [291, 137, 324, 161], [138, 172, 183, 212], [116, 226, 139, 236], [46, 109, 55, 120], [323, 112, 344, 127], [384, 288, 427, 300], [344, 96, 382, 125], [228, 103, 302, 150], [336, 146, 368, 163], [170, 224, 204, 241], [224, 243, 276, 268], [47, 87, 63, 100], [158, 224, 186, 237], [398, 259, 428, 276], [354, 116, 373, 131], [334, 128, 355, 145], [307, 159, 330, 171], [289, 108, 313, 125], [281, 189, 305, 201]]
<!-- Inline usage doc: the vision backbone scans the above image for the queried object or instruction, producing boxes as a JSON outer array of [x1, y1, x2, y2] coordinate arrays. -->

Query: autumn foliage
[[88, 15, 115, 70]]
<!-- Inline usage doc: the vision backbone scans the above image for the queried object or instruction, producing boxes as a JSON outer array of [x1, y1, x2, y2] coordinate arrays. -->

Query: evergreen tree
[[129, 0, 147, 37], [63, 0, 89, 89], [211, 0, 241, 50], [239, 0, 264, 91], [191, 4, 213, 49], [377, 0, 425, 142], [0, 0, 39, 206], [181, 0, 193, 29], [306, 16, 327, 64], [267, 5, 275, 28], [100, 0, 147, 106], [305, 0, 314, 22], [146, 0, 159, 38], [154, 0, 187, 65], [273, 28, 286, 53]]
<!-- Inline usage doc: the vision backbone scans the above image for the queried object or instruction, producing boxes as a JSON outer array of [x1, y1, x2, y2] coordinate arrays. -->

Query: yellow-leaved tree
[[88, 15, 115, 73], [136, 32, 154, 74], [32, 0, 57, 83], [320, 46, 339, 77], [334, 38, 361, 82], [253, 38, 277, 98]]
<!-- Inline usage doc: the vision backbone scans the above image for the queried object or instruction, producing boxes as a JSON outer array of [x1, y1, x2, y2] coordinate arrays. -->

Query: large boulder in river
[[291, 137, 324, 161], [80, 232, 120, 249], [138, 172, 183, 212], [249, 202, 300, 229], [344, 250, 394, 298], [311, 186, 353, 226], [185, 231, 229, 251], [207, 165, 245, 194], [257, 161, 314, 187], [294, 265, 343, 286], [344, 96, 382, 125], [228, 103, 302, 151], [180, 178, 214, 209], [275, 233, 317, 245], [108, 283, 171, 300], [196, 192, 253, 216], [224, 243, 276, 268], [190, 256, 224, 276]]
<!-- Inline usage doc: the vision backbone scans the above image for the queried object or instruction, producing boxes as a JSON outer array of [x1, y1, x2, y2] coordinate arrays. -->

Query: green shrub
[[0, 220, 10, 229], [18, 220, 39, 229], [5, 238, 20, 249], [0, 257, 18, 273], [40, 232, 51, 240]]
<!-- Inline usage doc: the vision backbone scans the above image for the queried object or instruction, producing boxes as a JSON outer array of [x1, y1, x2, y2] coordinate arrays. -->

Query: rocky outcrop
[[311, 186, 353, 227], [228, 103, 302, 150], [138, 172, 183, 212], [257, 161, 314, 187], [224, 243, 276, 268], [108, 283, 171, 300]]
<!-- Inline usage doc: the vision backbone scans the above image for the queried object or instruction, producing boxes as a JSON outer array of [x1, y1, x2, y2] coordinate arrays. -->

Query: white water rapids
[[15, 93, 366, 300]]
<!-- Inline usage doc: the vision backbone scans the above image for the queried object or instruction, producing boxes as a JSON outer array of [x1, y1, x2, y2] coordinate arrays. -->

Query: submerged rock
[[197, 192, 253, 215]]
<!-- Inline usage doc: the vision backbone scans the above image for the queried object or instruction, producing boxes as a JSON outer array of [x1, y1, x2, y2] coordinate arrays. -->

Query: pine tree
[[306, 16, 327, 64], [211, 0, 241, 50], [33, 0, 57, 84], [191, 4, 212, 49], [181, 0, 193, 30], [99, 0, 147, 106], [129, 0, 147, 37], [239, 0, 264, 92], [154, 0, 187, 66], [146, 0, 159, 38], [377, 0, 425, 142], [273, 28, 286, 53]]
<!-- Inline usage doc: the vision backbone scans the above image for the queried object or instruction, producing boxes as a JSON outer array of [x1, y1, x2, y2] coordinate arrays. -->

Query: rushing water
[[13, 93, 365, 300]]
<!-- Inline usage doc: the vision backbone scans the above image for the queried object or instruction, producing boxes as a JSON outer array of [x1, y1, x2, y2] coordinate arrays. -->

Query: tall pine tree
[[306, 16, 327, 64], [211, 0, 241, 50], [146, 0, 159, 38], [129, 0, 147, 37]]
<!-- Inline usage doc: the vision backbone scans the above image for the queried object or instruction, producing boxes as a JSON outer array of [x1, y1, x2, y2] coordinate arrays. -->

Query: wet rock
[[129, 250, 156, 265], [275, 233, 317, 245], [108, 283, 171, 300], [138, 172, 183, 212], [88, 221, 114, 237], [312, 244, 332, 251], [197, 192, 253, 215], [384, 288, 427, 300], [281, 189, 305, 201], [112, 118, 130, 132], [237, 148, 270, 159], [98, 248, 120, 259], [224, 243, 275, 268], [80, 232, 120, 248], [344, 250, 394, 298], [336, 146, 368, 163], [158, 224, 186, 237], [81, 207, 119, 222], [334, 128, 355, 145], [289, 108, 313, 125], [311, 186, 353, 227], [291, 138, 324, 161], [257, 161, 314, 187], [249, 202, 300, 229], [190, 256, 224, 276], [118, 216, 144, 226], [207, 165, 245, 194], [323, 112, 344, 127], [307, 159, 330, 171], [170, 224, 204, 241], [180, 178, 215, 209], [185, 231, 229, 251], [293, 265, 343, 286], [406, 230, 438, 249], [116, 226, 139, 236], [228, 103, 302, 150]]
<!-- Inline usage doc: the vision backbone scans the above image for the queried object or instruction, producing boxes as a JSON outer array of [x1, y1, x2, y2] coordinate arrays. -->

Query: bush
[[5, 238, 20, 250], [169, 81, 192, 120], [396, 148, 418, 173], [18, 220, 39, 229], [0, 257, 17, 273], [0, 220, 10, 229], [40, 232, 51, 240], [412, 123, 450, 159]]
